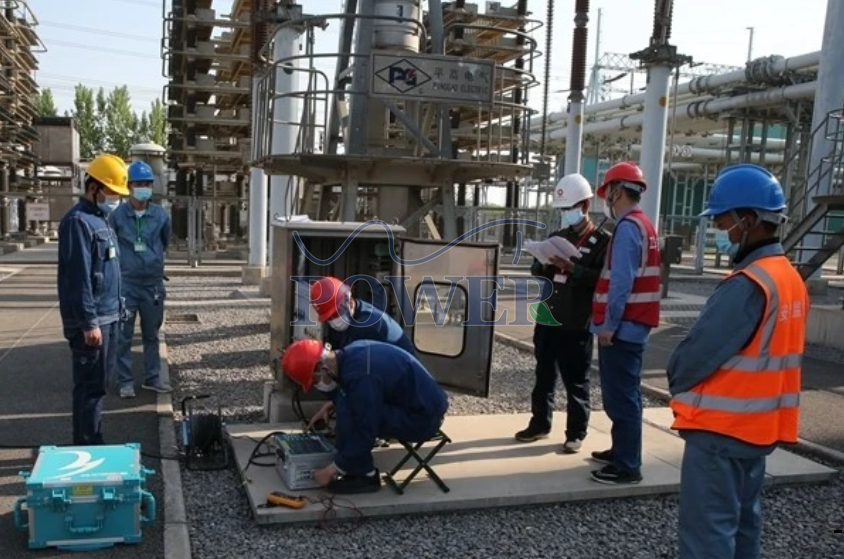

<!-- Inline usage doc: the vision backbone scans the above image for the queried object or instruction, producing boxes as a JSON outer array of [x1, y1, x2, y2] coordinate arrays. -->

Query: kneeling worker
[[310, 276, 416, 356], [282, 338, 449, 494]]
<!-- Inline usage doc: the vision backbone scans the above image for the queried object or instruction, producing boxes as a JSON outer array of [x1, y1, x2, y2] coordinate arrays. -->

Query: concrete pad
[[642, 408, 837, 485], [226, 410, 835, 526]]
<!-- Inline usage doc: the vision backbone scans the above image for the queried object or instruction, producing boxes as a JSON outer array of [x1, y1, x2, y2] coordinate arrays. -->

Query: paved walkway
[[0, 244, 165, 558], [495, 296, 844, 456]]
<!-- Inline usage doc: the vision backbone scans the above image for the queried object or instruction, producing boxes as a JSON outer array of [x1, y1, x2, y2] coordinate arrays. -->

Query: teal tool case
[[15, 443, 155, 551]]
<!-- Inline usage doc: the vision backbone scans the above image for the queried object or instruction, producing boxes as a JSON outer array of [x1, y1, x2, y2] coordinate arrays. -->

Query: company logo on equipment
[[376, 59, 432, 93], [50, 451, 106, 478]]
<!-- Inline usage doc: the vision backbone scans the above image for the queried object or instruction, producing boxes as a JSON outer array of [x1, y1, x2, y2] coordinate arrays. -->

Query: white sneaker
[[119, 386, 136, 399], [562, 439, 583, 454], [141, 382, 172, 394]]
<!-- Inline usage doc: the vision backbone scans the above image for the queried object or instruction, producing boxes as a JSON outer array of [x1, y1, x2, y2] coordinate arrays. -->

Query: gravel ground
[[165, 277, 844, 559]]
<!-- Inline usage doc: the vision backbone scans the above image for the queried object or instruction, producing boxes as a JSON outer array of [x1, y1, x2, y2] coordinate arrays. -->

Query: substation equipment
[[245, 0, 543, 419]]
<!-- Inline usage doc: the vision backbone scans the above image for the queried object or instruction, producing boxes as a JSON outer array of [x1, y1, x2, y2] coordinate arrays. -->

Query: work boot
[[142, 382, 172, 394], [590, 449, 614, 464], [562, 438, 583, 454], [590, 464, 642, 485], [515, 425, 550, 443], [328, 470, 382, 495]]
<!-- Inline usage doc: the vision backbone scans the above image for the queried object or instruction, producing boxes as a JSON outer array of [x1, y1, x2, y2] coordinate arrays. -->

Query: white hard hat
[[552, 174, 593, 208]]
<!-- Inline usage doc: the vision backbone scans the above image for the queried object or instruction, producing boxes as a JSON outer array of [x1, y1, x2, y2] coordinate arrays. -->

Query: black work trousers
[[529, 324, 593, 441]]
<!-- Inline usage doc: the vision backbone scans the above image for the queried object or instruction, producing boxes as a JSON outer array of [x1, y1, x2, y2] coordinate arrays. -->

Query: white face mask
[[561, 208, 584, 228], [314, 355, 337, 392], [315, 379, 337, 392], [328, 316, 349, 331]]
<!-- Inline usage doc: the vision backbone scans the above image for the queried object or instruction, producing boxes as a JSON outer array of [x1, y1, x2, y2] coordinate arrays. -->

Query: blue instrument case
[[15, 443, 155, 551]]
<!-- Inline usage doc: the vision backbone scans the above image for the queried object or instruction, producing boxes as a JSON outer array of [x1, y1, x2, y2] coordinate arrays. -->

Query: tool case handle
[[13, 497, 28, 530], [66, 516, 104, 535], [141, 490, 156, 524]]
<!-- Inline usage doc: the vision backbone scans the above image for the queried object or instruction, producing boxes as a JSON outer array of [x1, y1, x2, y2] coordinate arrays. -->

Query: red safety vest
[[670, 255, 808, 445], [592, 209, 661, 328]]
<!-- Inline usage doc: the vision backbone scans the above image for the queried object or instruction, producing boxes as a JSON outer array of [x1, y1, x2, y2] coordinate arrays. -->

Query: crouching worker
[[281, 338, 449, 494], [310, 276, 416, 356]]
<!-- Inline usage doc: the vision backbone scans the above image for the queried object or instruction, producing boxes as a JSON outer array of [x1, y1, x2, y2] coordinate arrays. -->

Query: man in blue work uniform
[[590, 162, 661, 485], [667, 165, 808, 559], [282, 338, 448, 494], [110, 160, 172, 398], [310, 276, 416, 356], [58, 153, 130, 445]]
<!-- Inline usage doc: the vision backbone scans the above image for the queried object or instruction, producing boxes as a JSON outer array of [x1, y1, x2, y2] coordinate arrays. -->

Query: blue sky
[[31, 0, 827, 116]]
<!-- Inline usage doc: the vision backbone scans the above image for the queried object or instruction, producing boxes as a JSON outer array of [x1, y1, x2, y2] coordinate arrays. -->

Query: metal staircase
[[782, 109, 844, 279]]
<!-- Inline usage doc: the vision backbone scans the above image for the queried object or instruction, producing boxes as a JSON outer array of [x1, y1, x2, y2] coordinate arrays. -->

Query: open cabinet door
[[397, 238, 499, 397]]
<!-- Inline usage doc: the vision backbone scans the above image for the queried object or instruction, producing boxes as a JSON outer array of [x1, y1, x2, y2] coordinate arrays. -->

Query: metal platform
[[227, 409, 836, 526], [254, 154, 532, 187]]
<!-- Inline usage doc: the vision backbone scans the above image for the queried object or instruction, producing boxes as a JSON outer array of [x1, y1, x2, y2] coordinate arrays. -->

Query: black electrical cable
[[292, 388, 309, 425], [240, 430, 288, 481]]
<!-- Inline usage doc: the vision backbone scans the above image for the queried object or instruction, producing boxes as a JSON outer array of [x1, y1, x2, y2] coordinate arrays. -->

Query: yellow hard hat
[[86, 153, 130, 196]]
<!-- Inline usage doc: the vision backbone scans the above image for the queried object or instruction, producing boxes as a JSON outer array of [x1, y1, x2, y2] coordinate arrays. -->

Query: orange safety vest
[[670, 255, 809, 446]]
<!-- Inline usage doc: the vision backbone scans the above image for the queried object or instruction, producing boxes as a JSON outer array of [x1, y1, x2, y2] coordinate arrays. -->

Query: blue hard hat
[[700, 164, 786, 218], [128, 160, 155, 183]]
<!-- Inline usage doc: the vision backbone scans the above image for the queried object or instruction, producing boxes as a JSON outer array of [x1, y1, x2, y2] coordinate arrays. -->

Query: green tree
[[36, 88, 58, 117], [148, 98, 167, 146], [105, 86, 138, 158], [136, 111, 151, 143], [95, 87, 109, 153], [70, 85, 168, 159], [71, 84, 98, 159]]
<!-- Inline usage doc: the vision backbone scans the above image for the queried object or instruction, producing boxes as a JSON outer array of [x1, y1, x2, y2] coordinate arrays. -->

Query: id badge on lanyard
[[134, 216, 147, 253], [553, 224, 595, 285]]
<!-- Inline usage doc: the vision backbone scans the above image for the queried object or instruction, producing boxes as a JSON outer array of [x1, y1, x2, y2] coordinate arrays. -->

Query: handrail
[[259, 13, 428, 63]]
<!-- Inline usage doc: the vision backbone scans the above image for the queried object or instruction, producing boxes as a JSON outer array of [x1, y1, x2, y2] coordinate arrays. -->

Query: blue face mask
[[561, 208, 584, 228], [97, 195, 121, 214], [132, 187, 152, 202], [714, 230, 738, 257]]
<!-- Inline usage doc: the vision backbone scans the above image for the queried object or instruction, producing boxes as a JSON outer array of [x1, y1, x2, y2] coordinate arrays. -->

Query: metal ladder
[[782, 109, 844, 279]]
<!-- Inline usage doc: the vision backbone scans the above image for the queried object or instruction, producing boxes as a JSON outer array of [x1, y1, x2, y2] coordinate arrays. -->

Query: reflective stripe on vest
[[672, 391, 800, 413], [599, 266, 661, 280], [593, 291, 662, 304], [721, 353, 803, 372], [670, 255, 808, 446], [592, 210, 661, 328]]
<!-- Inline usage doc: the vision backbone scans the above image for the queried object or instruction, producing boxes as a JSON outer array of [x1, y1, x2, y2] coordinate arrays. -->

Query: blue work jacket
[[57, 198, 122, 332], [331, 340, 449, 474], [109, 202, 170, 286], [326, 299, 417, 356]]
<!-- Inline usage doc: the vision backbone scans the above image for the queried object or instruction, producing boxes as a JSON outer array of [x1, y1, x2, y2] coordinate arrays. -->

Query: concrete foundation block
[[241, 266, 268, 286], [807, 278, 829, 296], [259, 276, 273, 298], [806, 304, 844, 351]]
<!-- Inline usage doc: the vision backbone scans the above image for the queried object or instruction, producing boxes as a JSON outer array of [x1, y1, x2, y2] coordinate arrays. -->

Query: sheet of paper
[[523, 236, 581, 265]]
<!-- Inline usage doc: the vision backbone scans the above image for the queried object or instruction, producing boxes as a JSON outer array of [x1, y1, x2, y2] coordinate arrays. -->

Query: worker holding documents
[[515, 174, 611, 453], [590, 162, 661, 485]]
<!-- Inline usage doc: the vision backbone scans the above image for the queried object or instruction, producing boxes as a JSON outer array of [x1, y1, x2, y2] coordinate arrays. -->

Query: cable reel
[[181, 394, 229, 471]]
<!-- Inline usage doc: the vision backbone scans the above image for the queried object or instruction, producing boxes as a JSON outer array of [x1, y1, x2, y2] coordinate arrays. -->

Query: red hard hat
[[281, 338, 324, 392], [597, 162, 647, 199], [310, 277, 350, 322]]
